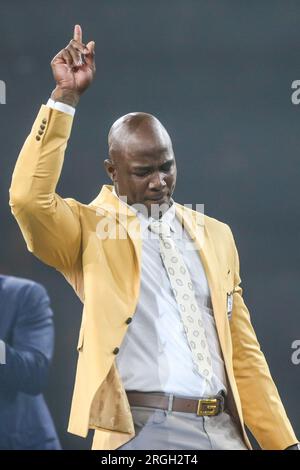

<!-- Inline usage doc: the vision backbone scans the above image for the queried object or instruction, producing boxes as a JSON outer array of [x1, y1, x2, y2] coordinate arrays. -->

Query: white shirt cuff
[[46, 98, 75, 117], [0, 340, 6, 364]]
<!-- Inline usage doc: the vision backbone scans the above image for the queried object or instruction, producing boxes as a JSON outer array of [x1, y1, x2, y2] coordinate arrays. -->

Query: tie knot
[[148, 219, 171, 238]]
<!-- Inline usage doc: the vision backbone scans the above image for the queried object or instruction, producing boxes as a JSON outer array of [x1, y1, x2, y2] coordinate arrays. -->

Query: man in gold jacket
[[8, 25, 299, 450]]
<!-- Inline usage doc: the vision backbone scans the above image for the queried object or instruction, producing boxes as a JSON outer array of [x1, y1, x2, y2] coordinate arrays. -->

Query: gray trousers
[[117, 405, 248, 450]]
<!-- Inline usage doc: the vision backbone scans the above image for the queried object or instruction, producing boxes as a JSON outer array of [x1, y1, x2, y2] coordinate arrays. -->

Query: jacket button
[[36, 135, 41, 141], [40, 124, 46, 130], [113, 347, 119, 355], [38, 130, 44, 135], [125, 317, 132, 324], [42, 118, 47, 124]]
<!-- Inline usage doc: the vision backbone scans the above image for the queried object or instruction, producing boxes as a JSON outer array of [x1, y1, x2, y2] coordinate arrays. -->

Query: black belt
[[126, 390, 226, 416]]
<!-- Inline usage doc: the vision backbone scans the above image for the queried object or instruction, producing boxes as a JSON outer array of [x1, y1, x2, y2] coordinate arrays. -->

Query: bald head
[[104, 111, 177, 216], [108, 112, 172, 162]]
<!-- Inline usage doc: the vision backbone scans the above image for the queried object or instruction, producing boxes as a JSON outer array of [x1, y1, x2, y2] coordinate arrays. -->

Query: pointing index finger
[[73, 24, 82, 43]]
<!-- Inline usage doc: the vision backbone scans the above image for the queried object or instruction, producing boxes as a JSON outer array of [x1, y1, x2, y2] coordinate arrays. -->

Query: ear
[[104, 158, 117, 183]]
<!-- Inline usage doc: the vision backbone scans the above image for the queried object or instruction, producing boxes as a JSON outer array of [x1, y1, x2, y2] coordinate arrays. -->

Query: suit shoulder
[[203, 214, 235, 249], [175, 202, 231, 234], [0, 275, 49, 299], [175, 203, 235, 251], [203, 213, 232, 235]]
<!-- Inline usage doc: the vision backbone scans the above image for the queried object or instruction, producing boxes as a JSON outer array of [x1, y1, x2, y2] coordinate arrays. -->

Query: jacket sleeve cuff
[[46, 98, 76, 117]]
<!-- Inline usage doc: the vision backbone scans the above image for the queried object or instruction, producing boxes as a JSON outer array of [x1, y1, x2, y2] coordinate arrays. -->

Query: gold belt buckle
[[197, 398, 219, 416]]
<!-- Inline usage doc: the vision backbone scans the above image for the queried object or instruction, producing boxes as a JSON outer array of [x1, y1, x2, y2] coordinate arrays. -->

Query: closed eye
[[133, 160, 174, 177], [160, 161, 173, 172], [134, 170, 151, 177]]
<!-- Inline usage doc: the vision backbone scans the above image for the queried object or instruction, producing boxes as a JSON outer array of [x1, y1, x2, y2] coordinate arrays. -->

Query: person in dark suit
[[0, 274, 61, 449]]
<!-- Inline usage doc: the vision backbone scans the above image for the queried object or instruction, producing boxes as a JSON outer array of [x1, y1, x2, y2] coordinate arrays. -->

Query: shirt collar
[[111, 186, 176, 235]]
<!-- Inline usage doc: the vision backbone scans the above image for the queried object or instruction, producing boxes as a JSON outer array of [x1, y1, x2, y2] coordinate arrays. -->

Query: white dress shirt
[[45, 99, 228, 398], [112, 189, 228, 398]]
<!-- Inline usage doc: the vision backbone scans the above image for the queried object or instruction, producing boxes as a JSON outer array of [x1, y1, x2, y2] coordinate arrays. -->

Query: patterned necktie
[[148, 218, 213, 385]]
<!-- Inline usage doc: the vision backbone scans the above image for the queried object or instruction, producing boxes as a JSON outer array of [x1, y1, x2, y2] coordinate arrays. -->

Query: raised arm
[[9, 25, 96, 273]]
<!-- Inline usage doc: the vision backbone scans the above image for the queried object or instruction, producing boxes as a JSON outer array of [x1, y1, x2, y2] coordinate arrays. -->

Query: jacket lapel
[[89, 184, 143, 309], [175, 203, 229, 358]]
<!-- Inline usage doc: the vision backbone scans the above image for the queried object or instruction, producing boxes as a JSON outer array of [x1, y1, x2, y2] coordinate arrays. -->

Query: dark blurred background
[[0, 0, 299, 449]]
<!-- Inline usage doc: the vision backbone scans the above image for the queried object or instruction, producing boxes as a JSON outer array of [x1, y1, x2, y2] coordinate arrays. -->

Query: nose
[[148, 171, 167, 190]]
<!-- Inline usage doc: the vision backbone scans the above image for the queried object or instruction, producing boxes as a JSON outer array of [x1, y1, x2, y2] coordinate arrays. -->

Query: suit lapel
[[175, 203, 229, 358], [89, 184, 142, 306]]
